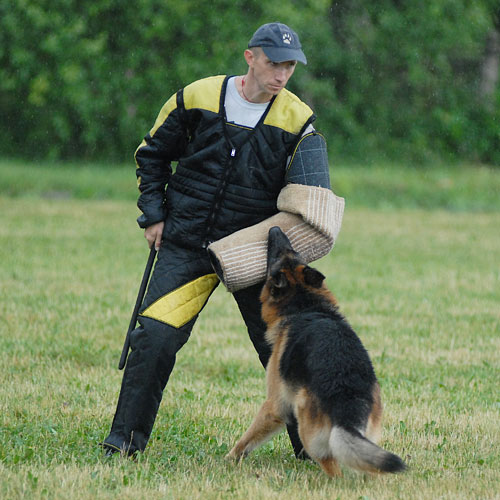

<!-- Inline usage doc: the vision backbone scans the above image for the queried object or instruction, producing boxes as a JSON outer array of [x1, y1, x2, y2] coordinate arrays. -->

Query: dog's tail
[[329, 426, 406, 474]]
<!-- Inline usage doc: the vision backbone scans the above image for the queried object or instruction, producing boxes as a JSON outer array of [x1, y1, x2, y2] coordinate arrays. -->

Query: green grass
[[0, 161, 499, 499]]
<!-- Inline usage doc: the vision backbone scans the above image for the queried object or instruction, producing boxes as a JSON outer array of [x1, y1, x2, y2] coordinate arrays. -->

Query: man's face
[[246, 48, 297, 96]]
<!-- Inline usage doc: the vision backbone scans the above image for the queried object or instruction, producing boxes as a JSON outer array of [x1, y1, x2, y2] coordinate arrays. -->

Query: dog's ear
[[303, 266, 325, 288], [270, 270, 289, 296], [272, 270, 288, 289]]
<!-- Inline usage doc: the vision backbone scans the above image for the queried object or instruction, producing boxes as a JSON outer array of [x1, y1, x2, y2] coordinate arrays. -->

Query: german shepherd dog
[[226, 227, 406, 477]]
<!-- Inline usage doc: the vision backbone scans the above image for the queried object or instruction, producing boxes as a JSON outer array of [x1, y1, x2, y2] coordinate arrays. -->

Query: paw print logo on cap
[[282, 33, 292, 45]]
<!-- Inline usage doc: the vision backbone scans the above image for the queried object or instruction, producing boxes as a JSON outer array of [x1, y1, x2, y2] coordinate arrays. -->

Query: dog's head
[[260, 227, 327, 315]]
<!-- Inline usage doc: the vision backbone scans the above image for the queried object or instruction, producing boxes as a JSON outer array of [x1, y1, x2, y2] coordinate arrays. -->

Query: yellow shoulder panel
[[264, 89, 314, 135], [183, 75, 226, 113]]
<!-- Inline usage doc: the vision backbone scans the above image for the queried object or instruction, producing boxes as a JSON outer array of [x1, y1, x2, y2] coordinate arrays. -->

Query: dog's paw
[[225, 448, 246, 462], [225, 451, 238, 461]]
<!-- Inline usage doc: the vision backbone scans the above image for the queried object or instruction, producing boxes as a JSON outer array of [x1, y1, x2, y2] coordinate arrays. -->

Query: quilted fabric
[[141, 273, 219, 327]]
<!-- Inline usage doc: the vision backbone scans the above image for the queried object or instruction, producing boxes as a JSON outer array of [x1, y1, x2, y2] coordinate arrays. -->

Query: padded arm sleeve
[[286, 131, 331, 188], [207, 184, 345, 292]]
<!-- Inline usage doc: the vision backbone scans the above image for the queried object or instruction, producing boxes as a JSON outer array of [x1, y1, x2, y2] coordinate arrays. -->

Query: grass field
[[0, 162, 499, 499]]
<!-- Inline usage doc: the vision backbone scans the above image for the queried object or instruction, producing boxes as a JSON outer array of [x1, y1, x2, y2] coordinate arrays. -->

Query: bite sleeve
[[207, 184, 345, 292]]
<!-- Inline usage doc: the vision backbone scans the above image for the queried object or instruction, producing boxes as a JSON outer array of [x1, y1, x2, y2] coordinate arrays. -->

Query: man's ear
[[244, 48, 255, 67], [303, 266, 325, 288]]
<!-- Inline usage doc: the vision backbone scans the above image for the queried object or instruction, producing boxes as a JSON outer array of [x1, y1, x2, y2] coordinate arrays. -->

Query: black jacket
[[135, 75, 315, 249]]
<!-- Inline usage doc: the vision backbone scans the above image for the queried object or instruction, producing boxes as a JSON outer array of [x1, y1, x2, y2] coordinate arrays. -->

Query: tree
[[0, 0, 498, 164]]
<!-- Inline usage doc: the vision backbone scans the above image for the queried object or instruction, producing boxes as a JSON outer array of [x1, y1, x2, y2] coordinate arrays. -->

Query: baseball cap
[[248, 22, 307, 65]]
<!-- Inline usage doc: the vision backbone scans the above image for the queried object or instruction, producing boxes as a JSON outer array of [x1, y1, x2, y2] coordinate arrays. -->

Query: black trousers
[[102, 241, 306, 457]]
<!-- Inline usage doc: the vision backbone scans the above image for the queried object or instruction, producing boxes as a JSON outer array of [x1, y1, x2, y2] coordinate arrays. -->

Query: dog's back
[[277, 287, 405, 474], [281, 304, 377, 430]]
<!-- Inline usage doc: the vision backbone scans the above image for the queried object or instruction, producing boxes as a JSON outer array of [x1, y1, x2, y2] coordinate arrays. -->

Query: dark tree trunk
[[479, 8, 500, 110]]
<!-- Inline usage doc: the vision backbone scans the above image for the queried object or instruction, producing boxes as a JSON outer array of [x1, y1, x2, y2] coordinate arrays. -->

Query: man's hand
[[144, 221, 164, 251]]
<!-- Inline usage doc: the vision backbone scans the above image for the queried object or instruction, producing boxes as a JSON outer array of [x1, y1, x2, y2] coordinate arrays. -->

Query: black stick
[[118, 245, 157, 370]]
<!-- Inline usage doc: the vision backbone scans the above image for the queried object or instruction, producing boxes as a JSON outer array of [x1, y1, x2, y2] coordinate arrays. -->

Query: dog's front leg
[[226, 400, 285, 460]]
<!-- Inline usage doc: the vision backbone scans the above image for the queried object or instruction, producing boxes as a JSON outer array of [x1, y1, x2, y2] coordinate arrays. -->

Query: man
[[102, 22, 344, 458]]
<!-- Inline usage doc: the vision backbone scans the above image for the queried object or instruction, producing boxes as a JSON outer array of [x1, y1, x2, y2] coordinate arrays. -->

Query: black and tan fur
[[226, 227, 406, 477]]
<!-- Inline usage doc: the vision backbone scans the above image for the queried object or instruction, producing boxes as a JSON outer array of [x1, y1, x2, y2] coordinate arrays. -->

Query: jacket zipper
[[202, 147, 237, 248], [202, 77, 277, 249]]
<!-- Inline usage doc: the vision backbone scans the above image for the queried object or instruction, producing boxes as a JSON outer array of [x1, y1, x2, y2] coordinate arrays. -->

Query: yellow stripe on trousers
[[140, 274, 219, 328]]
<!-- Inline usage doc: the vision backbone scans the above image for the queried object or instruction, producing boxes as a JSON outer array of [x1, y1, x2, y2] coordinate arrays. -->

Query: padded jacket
[[135, 75, 315, 249]]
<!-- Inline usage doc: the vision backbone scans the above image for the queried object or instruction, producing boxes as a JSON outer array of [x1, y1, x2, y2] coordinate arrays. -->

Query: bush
[[0, 0, 498, 164]]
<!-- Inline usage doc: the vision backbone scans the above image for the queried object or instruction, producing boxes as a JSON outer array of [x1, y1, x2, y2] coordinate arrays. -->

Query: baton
[[118, 245, 157, 370]]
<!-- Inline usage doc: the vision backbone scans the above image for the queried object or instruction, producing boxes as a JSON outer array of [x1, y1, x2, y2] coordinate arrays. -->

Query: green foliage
[[316, 1, 500, 164], [0, 0, 498, 163]]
